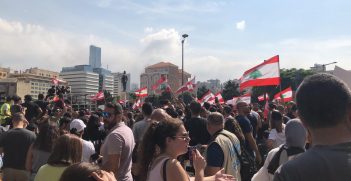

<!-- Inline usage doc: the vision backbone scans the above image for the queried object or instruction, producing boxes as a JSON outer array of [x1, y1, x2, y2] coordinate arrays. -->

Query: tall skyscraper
[[89, 45, 101, 68]]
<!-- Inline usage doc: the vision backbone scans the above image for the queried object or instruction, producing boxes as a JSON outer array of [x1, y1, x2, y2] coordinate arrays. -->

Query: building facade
[[140, 62, 191, 94], [0, 67, 10, 79], [89, 45, 101, 69], [196, 79, 222, 94], [0, 67, 61, 99]]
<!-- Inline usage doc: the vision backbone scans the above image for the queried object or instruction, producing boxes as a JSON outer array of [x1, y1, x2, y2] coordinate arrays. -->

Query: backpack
[[218, 132, 257, 181]]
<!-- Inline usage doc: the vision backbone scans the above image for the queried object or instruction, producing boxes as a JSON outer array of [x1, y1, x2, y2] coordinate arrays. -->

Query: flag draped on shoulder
[[176, 77, 196, 94], [274, 87, 293, 102], [239, 55, 280, 90], [135, 87, 148, 97]]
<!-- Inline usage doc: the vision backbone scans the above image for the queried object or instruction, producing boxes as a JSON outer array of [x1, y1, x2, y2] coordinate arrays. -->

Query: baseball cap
[[70, 119, 86, 133]]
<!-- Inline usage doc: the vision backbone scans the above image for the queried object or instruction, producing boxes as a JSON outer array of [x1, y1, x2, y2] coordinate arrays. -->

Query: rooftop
[[146, 62, 178, 69]]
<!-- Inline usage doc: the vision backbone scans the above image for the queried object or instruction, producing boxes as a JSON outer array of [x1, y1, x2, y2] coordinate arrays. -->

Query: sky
[[1, 0, 351, 85]]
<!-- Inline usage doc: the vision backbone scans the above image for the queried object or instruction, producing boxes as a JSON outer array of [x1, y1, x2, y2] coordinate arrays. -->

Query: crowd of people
[[0, 73, 350, 181]]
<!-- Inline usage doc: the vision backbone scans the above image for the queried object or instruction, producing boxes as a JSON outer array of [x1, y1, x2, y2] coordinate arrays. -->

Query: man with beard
[[100, 102, 135, 181]]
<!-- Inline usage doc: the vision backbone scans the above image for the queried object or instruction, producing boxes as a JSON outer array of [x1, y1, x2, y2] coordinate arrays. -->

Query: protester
[[133, 102, 153, 144], [34, 134, 82, 181], [34, 94, 49, 117], [60, 162, 117, 181], [0, 113, 35, 181], [100, 102, 135, 181], [205, 112, 241, 181], [138, 117, 235, 181], [22, 95, 42, 123], [150, 108, 171, 122], [267, 111, 286, 150], [69, 118, 95, 162], [223, 105, 245, 144], [0, 96, 11, 126], [252, 119, 306, 181], [184, 101, 211, 146], [26, 122, 60, 181], [274, 73, 351, 181], [235, 102, 262, 164]]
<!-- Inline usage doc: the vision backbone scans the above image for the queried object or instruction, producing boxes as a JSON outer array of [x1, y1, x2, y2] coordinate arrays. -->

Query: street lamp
[[181, 34, 188, 89]]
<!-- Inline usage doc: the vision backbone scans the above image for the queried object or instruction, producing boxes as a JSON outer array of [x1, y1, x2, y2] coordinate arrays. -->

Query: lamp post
[[181, 34, 188, 94]]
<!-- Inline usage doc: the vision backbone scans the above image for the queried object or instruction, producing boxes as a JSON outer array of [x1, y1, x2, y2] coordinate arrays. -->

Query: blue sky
[[1, 0, 351, 84]]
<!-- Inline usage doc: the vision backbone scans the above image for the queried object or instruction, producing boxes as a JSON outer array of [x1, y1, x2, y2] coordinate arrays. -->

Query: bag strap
[[162, 158, 169, 181], [216, 131, 243, 164]]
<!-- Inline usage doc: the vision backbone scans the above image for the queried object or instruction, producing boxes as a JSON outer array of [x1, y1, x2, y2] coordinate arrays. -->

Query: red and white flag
[[135, 87, 148, 97], [239, 55, 280, 91], [258, 93, 269, 102], [91, 91, 104, 101], [152, 75, 167, 90], [132, 99, 141, 110], [208, 92, 225, 104], [199, 90, 215, 103], [238, 93, 251, 104], [176, 77, 196, 94], [52, 77, 66, 85], [119, 99, 128, 104], [274, 87, 293, 102]]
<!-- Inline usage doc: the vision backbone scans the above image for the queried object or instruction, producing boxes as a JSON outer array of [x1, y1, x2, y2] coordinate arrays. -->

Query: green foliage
[[251, 68, 315, 103], [178, 92, 195, 105], [222, 80, 240, 101], [197, 85, 209, 99]]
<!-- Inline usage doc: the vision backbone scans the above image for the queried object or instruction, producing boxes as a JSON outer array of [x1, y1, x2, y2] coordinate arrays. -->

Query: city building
[[140, 62, 191, 94], [0, 67, 10, 79], [89, 45, 101, 69], [112, 72, 131, 97], [196, 79, 222, 93], [0, 67, 61, 99]]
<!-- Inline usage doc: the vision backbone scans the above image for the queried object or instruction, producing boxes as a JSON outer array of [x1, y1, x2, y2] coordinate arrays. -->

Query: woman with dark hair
[[34, 134, 82, 181], [267, 111, 286, 150], [59, 162, 116, 181], [26, 122, 60, 180], [83, 114, 106, 153], [139, 117, 234, 181]]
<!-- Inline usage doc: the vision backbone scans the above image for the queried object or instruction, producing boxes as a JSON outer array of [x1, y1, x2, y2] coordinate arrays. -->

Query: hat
[[285, 119, 307, 148], [70, 119, 86, 133]]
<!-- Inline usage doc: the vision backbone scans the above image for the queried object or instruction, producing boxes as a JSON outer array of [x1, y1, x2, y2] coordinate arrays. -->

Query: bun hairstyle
[[70, 128, 79, 136], [138, 118, 183, 181]]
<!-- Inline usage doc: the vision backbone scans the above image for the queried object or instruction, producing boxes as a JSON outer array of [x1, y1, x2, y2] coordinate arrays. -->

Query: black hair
[[223, 106, 232, 115], [33, 122, 60, 152], [138, 118, 183, 181], [38, 94, 44, 100], [189, 101, 201, 115], [142, 102, 153, 116], [105, 102, 122, 115], [296, 73, 351, 128], [203, 102, 211, 110], [165, 107, 178, 118]]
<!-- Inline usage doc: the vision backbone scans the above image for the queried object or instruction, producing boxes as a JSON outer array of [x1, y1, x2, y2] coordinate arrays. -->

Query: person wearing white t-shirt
[[267, 111, 286, 150], [70, 119, 96, 162]]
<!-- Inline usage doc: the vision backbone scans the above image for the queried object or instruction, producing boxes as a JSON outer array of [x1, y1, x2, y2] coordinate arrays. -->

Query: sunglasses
[[102, 112, 112, 118]]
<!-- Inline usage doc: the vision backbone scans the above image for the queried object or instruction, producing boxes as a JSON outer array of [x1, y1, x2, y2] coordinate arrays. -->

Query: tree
[[197, 85, 209, 100], [222, 80, 240, 101], [251, 68, 315, 104], [178, 92, 195, 105]]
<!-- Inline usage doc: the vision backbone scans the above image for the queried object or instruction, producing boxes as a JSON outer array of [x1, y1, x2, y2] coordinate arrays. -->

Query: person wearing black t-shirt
[[184, 101, 211, 146], [0, 113, 36, 180], [21, 95, 42, 123]]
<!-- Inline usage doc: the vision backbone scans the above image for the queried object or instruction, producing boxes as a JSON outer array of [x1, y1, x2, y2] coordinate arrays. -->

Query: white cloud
[[236, 20, 246, 31], [144, 27, 154, 33]]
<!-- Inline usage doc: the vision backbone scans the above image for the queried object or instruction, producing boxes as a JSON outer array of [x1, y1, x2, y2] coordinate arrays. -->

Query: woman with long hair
[[139, 117, 235, 181], [26, 122, 60, 180], [60, 162, 117, 181], [34, 134, 82, 181]]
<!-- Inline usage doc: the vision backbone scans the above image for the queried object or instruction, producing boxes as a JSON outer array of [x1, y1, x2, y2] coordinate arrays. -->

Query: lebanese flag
[[239, 55, 280, 90], [132, 99, 141, 110], [52, 77, 66, 85], [176, 77, 196, 94], [258, 93, 269, 101], [274, 87, 293, 102], [135, 87, 148, 97], [152, 75, 167, 90], [208, 92, 225, 104], [91, 91, 104, 101], [226, 97, 239, 105], [238, 93, 251, 104], [199, 90, 215, 103]]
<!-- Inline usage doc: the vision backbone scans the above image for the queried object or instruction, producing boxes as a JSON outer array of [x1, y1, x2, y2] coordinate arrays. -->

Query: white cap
[[70, 119, 86, 132]]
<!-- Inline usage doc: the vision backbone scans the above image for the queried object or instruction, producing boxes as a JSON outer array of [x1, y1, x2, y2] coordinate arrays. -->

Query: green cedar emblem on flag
[[249, 70, 262, 79]]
